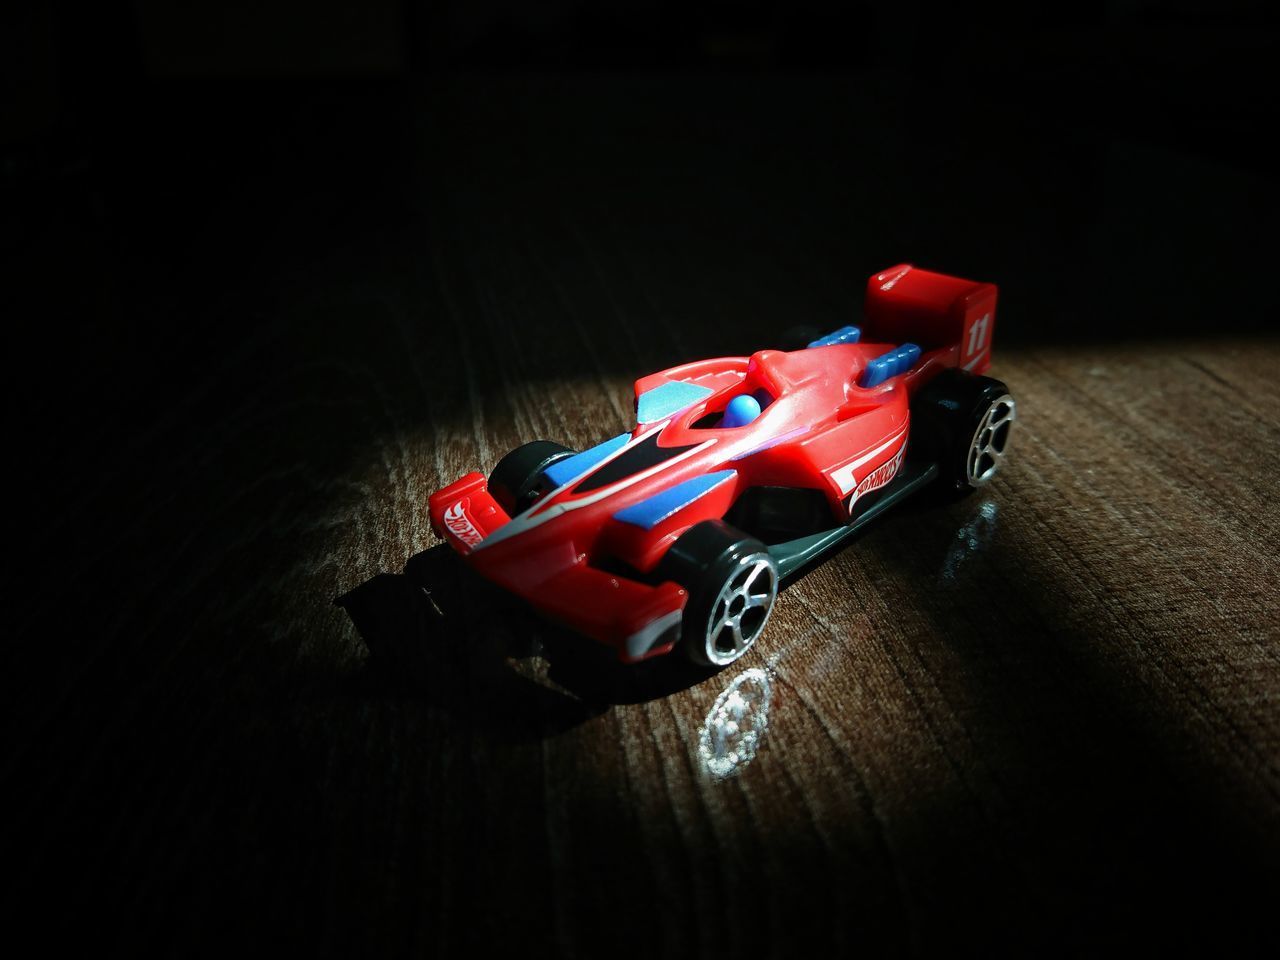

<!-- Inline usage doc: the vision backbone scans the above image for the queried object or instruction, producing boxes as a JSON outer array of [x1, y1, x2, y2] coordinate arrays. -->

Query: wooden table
[[8, 76, 1278, 954]]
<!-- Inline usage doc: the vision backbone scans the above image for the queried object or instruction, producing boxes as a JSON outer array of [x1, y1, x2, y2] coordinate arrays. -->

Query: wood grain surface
[[6, 75, 1278, 955]]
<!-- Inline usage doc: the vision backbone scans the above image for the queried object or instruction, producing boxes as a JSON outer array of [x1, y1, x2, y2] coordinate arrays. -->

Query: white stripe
[[625, 609, 683, 659], [963, 349, 990, 372]]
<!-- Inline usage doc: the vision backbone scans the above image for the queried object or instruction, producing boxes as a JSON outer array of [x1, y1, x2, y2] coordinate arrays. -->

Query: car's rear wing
[[862, 264, 998, 375]]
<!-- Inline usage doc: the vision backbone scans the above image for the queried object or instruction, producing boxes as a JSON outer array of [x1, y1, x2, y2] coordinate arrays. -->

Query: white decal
[[829, 428, 908, 496], [966, 312, 991, 359], [625, 609, 684, 660], [849, 446, 905, 508], [443, 499, 484, 548]]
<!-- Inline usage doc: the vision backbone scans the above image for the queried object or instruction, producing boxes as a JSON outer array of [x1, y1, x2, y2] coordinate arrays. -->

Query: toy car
[[428, 264, 1015, 667]]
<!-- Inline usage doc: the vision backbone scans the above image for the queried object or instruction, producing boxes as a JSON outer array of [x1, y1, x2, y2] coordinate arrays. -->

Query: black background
[[9, 0, 1277, 375], [4, 1, 1277, 954]]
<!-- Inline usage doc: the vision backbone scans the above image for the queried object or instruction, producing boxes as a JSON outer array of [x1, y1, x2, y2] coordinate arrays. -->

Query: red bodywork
[[428, 264, 997, 661]]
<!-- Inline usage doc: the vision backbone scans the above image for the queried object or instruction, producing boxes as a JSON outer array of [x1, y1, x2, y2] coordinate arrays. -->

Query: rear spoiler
[[863, 264, 998, 374]]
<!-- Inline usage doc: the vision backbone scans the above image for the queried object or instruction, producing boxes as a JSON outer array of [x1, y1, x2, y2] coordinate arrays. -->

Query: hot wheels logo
[[852, 448, 904, 505], [442, 499, 484, 548]]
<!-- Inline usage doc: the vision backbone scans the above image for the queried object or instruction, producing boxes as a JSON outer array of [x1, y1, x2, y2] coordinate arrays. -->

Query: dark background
[[4, 1, 1277, 955]]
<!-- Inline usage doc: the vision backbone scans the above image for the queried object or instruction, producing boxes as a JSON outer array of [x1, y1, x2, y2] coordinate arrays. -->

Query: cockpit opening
[[690, 387, 775, 429]]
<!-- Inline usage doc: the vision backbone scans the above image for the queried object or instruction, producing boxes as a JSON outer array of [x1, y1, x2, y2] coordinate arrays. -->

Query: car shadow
[[334, 544, 715, 740], [334, 467, 962, 740]]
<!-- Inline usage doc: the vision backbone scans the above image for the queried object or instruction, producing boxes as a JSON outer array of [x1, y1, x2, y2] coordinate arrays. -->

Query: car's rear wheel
[[488, 440, 574, 515], [964, 391, 1016, 487], [664, 521, 778, 668], [912, 369, 1016, 492]]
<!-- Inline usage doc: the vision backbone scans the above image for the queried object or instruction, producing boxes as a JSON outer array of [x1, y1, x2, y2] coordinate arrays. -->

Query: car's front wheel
[[488, 440, 575, 515], [665, 521, 778, 668]]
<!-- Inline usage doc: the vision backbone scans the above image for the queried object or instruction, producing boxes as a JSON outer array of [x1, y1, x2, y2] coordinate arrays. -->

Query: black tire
[[911, 369, 1016, 493], [663, 520, 778, 668], [488, 440, 574, 515]]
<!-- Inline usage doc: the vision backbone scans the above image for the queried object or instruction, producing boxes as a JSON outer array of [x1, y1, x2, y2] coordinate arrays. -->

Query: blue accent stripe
[[613, 470, 737, 530], [636, 380, 714, 424], [858, 343, 922, 388], [807, 325, 861, 348], [543, 433, 631, 487]]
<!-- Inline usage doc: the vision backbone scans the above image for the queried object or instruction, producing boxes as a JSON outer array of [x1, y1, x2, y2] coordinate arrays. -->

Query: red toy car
[[428, 264, 1015, 667]]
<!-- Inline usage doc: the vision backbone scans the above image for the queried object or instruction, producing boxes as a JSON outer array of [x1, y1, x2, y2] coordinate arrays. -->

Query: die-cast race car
[[428, 264, 1015, 668]]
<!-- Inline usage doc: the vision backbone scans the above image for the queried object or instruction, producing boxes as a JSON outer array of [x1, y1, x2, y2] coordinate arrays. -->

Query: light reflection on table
[[700, 667, 773, 779]]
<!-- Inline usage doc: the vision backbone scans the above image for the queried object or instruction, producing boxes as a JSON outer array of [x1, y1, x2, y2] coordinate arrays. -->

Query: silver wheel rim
[[704, 554, 777, 666], [966, 394, 1016, 486]]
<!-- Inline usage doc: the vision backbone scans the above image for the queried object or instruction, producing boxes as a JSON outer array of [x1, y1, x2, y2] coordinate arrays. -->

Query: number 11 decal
[[966, 312, 991, 359]]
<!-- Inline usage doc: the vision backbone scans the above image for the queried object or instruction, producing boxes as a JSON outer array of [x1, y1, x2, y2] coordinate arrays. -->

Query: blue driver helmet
[[721, 394, 762, 428]]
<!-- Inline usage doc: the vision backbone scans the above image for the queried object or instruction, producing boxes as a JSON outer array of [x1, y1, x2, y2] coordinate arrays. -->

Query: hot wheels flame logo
[[851, 448, 904, 506], [442, 499, 484, 548]]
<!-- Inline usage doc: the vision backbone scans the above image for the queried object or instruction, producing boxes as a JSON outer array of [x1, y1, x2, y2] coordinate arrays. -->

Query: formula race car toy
[[428, 264, 1015, 667]]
